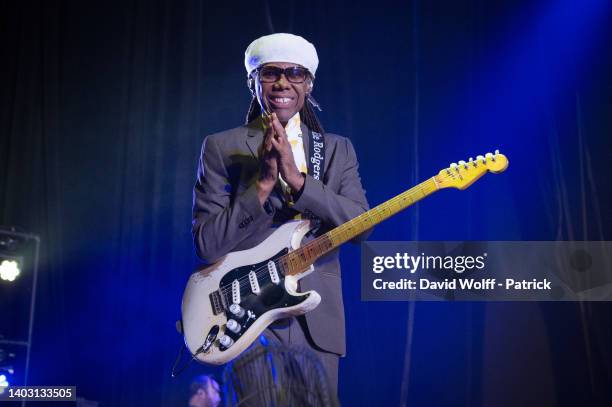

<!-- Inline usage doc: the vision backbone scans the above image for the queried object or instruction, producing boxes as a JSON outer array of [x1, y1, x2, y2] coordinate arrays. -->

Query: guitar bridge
[[209, 290, 224, 315]]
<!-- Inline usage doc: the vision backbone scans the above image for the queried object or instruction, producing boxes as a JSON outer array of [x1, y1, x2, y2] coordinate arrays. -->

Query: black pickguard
[[217, 248, 309, 349]]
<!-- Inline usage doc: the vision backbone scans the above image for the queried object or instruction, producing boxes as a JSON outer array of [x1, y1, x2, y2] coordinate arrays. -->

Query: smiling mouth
[[268, 97, 294, 108]]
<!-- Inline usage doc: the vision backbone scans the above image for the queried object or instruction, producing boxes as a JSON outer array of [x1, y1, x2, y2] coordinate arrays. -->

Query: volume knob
[[229, 304, 245, 318], [226, 319, 241, 333], [219, 335, 234, 348]]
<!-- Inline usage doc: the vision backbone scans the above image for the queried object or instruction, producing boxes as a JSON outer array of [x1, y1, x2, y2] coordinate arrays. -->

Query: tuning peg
[[494, 149, 499, 155], [485, 152, 493, 158], [450, 163, 458, 170], [476, 155, 485, 163], [458, 160, 468, 169], [469, 157, 476, 167]]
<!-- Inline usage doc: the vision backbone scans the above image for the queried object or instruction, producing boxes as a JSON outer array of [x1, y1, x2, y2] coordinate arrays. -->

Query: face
[[252, 62, 312, 124], [188, 380, 221, 407]]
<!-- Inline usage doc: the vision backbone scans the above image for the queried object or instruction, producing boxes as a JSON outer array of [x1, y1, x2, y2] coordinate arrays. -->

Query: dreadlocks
[[245, 96, 325, 135]]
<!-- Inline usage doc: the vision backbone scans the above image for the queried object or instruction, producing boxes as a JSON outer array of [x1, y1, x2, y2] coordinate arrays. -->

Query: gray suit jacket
[[192, 117, 369, 355]]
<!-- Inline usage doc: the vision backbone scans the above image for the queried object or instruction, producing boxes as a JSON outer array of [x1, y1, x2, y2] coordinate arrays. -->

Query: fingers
[[270, 113, 287, 141], [263, 126, 275, 153], [270, 135, 281, 151], [264, 135, 273, 153], [270, 128, 298, 181], [260, 135, 272, 155], [259, 147, 278, 181], [262, 113, 291, 159], [270, 134, 291, 161]]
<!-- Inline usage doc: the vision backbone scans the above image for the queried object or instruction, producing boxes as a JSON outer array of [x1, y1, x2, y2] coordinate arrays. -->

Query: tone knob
[[226, 319, 241, 333], [229, 304, 245, 318], [219, 335, 234, 348]]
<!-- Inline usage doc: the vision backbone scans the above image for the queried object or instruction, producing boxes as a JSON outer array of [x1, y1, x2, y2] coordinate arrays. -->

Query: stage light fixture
[[0, 373, 8, 394], [0, 259, 20, 282], [0, 228, 39, 388]]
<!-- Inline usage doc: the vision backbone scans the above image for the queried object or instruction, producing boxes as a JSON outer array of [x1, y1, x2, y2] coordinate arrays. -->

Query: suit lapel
[[245, 117, 264, 159]]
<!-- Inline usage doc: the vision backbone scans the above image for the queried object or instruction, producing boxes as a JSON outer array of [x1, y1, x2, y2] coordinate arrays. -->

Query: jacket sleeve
[[192, 135, 275, 263], [292, 137, 371, 241]]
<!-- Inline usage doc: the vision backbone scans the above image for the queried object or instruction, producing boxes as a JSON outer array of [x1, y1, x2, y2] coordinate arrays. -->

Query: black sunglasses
[[256, 66, 310, 83]]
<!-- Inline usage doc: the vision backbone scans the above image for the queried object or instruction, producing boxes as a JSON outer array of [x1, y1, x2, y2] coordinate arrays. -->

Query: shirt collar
[[284, 112, 301, 136]]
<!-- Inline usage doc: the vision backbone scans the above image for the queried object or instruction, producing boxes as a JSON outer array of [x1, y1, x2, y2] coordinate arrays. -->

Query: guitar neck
[[282, 176, 440, 276]]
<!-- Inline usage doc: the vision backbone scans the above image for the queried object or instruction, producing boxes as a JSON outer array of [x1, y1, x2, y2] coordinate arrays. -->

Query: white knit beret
[[244, 33, 319, 77]]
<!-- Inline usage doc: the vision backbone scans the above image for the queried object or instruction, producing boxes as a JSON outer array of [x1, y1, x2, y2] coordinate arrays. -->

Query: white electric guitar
[[181, 151, 509, 365]]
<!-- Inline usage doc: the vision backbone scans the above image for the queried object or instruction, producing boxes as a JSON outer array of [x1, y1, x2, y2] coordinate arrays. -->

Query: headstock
[[435, 150, 509, 190]]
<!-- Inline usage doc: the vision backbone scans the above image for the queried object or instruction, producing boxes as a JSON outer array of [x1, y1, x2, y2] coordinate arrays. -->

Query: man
[[188, 375, 221, 407], [192, 33, 369, 398]]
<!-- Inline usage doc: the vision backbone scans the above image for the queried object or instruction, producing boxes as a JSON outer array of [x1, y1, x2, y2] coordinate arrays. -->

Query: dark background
[[1, 0, 611, 405]]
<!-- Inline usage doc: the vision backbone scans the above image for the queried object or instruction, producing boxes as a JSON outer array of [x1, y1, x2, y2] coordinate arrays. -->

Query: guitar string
[[216, 166, 485, 299], [216, 177, 442, 299], [216, 176, 443, 299], [217, 177, 441, 300], [216, 186, 421, 297], [219, 161, 502, 300]]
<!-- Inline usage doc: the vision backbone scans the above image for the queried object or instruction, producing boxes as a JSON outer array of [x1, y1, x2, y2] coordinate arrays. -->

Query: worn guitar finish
[[182, 220, 320, 365], [181, 151, 509, 365]]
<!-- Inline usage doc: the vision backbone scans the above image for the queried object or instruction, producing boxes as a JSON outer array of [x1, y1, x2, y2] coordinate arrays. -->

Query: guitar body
[[181, 220, 321, 365], [181, 151, 508, 366]]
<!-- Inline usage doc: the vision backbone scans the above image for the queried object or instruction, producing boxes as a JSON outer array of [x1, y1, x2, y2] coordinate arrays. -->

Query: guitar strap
[[307, 128, 325, 181], [302, 128, 325, 228]]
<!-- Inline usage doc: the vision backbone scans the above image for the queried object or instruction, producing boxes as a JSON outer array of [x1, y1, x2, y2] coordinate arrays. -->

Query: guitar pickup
[[209, 290, 224, 315], [232, 279, 241, 304], [249, 271, 261, 294], [268, 261, 280, 284]]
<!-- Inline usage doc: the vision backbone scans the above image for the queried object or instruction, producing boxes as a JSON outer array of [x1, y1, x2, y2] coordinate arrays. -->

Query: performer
[[188, 374, 221, 407], [192, 33, 370, 396]]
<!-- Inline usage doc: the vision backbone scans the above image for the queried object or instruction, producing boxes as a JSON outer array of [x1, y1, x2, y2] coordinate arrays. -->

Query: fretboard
[[281, 176, 440, 276]]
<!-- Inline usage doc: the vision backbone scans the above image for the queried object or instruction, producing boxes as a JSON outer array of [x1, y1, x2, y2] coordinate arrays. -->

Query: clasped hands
[[256, 112, 305, 205]]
